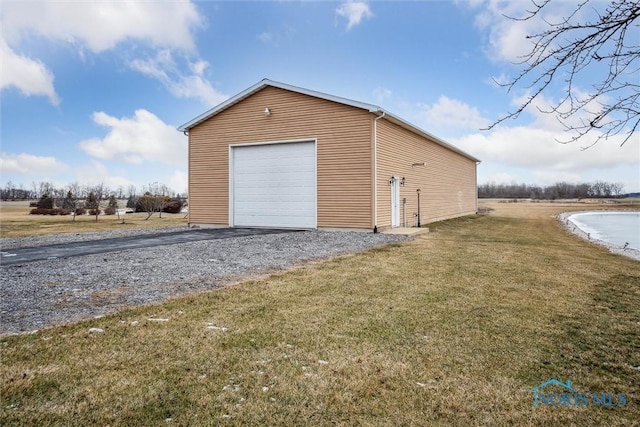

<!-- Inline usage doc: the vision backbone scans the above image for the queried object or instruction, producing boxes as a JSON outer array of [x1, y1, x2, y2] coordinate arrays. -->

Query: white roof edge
[[177, 79, 268, 132], [178, 78, 480, 163], [268, 79, 382, 112], [177, 78, 380, 132]]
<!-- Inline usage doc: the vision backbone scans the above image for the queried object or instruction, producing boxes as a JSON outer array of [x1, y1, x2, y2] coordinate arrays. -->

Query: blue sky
[[1, 0, 638, 195]]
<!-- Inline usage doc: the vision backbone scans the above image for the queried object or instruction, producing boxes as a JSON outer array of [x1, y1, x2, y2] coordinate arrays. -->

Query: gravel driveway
[[0, 228, 407, 335]]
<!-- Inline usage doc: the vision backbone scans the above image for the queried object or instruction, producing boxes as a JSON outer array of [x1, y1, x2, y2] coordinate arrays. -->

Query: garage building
[[179, 79, 480, 231]]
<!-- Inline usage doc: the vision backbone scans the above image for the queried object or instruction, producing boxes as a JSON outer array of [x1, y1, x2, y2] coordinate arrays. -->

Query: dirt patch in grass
[[1, 202, 638, 425]]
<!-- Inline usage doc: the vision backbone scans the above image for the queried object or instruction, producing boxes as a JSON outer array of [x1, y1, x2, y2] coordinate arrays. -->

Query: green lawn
[[1, 203, 638, 426]]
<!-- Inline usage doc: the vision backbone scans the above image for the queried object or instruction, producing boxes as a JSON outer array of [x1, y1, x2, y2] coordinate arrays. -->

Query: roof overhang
[[178, 78, 480, 163], [177, 78, 380, 132]]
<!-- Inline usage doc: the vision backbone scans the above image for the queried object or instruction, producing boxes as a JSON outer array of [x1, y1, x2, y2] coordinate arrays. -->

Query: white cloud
[[75, 160, 136, 189], [256, 25, 296, 47], [486, 72, 510, 88], [372, 87, 392, 104], [532, 171, 583, 186], [1, 1, 203, 53], [418, 96, 489, 134], [454, 0, 485, 9], [336, 1, 373, 30], [470, 1, 535, 62], [0, 36, 59, 105], [433, 87, 640, 190], [0, 1, 204, 104], [467, 0, 578, 63], [168, 170, 188, 195], [452, 125, 639, 172], [257, 32, 275, 45], [129, 50, 228, 106], [79, 109, 187, 166], [455, 123, 639, 191], [1, 152, 67, 175], [484, 172, 520, 184]]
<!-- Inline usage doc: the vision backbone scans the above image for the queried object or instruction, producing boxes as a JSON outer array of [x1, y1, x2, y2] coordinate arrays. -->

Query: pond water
[[567, 211, 640, 250]]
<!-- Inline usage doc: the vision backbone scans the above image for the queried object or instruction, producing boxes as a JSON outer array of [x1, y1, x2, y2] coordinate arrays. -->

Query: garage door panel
[[235, 163, 314, 175], [235, 163, 314, 174], [234, 194, 315, 203], [235, 173, 316, 185], [232, 141, 316, 228], [234, 184, 316, 194]]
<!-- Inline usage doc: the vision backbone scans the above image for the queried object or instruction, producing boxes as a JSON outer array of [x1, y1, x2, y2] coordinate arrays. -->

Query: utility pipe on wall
[[416, 188, 421, 227], [373, 111, 386, 232]]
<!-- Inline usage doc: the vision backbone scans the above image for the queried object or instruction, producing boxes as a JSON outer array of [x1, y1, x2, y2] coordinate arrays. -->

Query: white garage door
[[231, 141, 316, 228]]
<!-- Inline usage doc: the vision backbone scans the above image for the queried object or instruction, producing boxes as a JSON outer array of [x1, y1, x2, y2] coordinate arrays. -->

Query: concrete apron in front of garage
[[0, 228, 300, 266]]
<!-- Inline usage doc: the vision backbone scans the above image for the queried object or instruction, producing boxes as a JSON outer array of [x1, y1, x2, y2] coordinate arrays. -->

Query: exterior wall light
[[264, 107, 271, 116]]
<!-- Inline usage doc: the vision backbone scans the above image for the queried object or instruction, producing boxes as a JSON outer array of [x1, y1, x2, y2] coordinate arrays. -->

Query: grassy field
[[0, 201, 188, 238], [1, 201, 638, 425]]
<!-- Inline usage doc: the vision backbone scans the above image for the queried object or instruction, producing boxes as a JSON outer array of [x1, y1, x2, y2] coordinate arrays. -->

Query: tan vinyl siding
[[376, 119, 477, 228], [188, 86, 372, 228]]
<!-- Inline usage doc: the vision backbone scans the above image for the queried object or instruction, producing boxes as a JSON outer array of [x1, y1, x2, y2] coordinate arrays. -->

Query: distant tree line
[[1, 180, 186, 201], [2, 180, 187, 221], [478, 181, 625, 199]]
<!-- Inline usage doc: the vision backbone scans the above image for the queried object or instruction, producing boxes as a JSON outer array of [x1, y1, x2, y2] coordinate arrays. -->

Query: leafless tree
[[477, 180, 623, 199], [113, 185, 122, 199], [86, 183, 109, 222], [136, 193, 157, 220], [155, 183, 170, 218], [611, 182, 624, 197], [127, 185, 137, 198], [1, 182, 32, 200], [2, 181, 12, 200], [137, 183, 172, 220], [148, 182, 170, 218], [65, 182, 87, 213], [36, 181, 55, 198], [61, 188, 78, 220], [138, 192, 168, 219], [490, 0, 640, 148]]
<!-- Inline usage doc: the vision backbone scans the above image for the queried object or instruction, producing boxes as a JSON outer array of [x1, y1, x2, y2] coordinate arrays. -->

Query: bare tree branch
[[489, 0, 640, 147]]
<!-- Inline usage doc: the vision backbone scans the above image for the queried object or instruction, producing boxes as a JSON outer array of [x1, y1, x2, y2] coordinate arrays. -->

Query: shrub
[[135, 194, 162, 213], [29, 208, 72, 215], [61, 199, 75, 210], [104, 206, 116, 215], [37, 196, 54, 209], [162, 198, 183, 214], [89, 209, 101, 216], [30, 208, 54, 215], [126, 195, 139, 209], [75, 208, 86, 216], [108, 195, 118, 206]]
